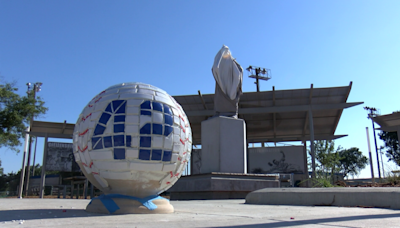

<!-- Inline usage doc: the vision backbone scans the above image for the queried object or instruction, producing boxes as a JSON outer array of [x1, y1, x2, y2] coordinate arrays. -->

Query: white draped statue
[[212, 45, 243, 118]]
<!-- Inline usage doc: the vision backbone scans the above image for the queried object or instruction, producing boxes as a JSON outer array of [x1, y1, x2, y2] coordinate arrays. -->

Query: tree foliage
[[338, 147, 368, 178], [378, 131, 400, 166], [309, 140, 368, 183], [0, 82, 47, 152]]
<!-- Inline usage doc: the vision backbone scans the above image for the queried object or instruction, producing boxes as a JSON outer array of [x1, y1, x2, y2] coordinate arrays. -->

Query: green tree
[[0, 82, 47, 152], [309, 140, 341, 184], [378, 131, 400, 166], [338, 147, 368, 178]]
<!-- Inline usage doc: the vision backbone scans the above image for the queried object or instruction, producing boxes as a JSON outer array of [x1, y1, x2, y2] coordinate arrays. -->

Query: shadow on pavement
[[0, 209, 108, 221], [219, 213, 400, 228]]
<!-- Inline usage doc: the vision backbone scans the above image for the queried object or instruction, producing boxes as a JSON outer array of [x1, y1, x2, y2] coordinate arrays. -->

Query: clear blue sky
[[1, 1, 399, 178]]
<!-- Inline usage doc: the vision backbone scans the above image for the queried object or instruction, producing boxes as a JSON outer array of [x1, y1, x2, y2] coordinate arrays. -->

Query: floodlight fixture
[[246, 65, 271, 92]]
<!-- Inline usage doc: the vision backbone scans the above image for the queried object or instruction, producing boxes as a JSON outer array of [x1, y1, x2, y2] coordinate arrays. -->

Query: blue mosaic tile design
[[163, 104, 172, 115], [140, 136, 151, 147], [126, 135, 131, 147], [105, 103, 112, 112], [139, 149, 151, 160], [162, 151, 172, 162], [104, 136, 113, 148], [93, 138, 103, 150], [152, 150, 162, 160], [140, 123, 151, 134], [141, 101, 151, 109], [114, 115, 125, 122], [152, 102, 163, 112], [92, 137, 101, 149], [113, 135, 125, 147], [137, 101, 175, 162], [91, 100, 129, 160], [164, 126, 173, 137], [152, 124, 163, 135], [115, 104, 126, 114], [114, 148, 125, 160], [164, 115, 173, 125], [114, 124, 125, 133], [99, 113, 111, 125], [94, 125, 106, 136], [141, 110, 152, 116], [112, 100, 124, 111]]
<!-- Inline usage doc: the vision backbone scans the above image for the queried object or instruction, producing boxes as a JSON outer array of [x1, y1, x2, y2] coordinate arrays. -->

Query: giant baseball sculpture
[[73, 82, 192, 214]]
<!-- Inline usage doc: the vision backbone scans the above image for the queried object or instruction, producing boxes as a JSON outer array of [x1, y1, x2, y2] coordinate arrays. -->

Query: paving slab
[[1, 197, 400, 227], [246, 187, 400, 209]]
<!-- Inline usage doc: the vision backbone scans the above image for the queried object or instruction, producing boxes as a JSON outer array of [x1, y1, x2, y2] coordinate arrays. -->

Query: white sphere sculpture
[[72, 82, 192, 201]]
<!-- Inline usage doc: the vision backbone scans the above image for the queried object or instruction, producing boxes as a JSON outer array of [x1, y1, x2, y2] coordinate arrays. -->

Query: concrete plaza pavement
[[1, 198, 400, 227]]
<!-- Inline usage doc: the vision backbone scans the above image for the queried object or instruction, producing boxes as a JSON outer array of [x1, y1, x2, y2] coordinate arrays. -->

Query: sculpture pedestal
[[86, 195, 173, 214], [201, 116, 247, 174]]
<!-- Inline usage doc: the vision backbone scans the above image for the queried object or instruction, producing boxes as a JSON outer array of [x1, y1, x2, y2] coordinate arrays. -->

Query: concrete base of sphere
[[86, 198, 174, 214]]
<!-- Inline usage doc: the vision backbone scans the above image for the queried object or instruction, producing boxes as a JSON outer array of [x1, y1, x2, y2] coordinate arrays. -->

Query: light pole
[[246, 66, 271, 92], [364, 106, 381, 181], [19, 82, 42, 197]]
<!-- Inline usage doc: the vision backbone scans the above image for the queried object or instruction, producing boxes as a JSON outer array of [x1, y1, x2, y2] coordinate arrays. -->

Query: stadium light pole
[[18, 82, 42, 198], [364, 106, 381, 181]]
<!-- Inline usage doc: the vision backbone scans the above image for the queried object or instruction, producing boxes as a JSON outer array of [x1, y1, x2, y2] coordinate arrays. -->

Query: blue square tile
[[114, 124, 125, 133], [112, 100, 124, 112], [94, 125, 106, 136], [114, 115, 125, 122], [140, 136, 151, 147], [113, 135, 125, 147], [91, 137, 102, 150], [163, 104, 172, 115], [105, 103, 112, 112], [139, 149, 151, 160], [115, 102, 126, 114], [152, 102, 163, 112], [152, 124, 163, 135], [152, 149, 162, 160], [140, 110, 152, 116], [114, 148, 125, 160], [162, 151, 172, 161], [141, 100, 151, 109], [126, 135, 131, 147], [104, 136, 113, 148], [140, 123, 151, 134], [99, 113, 111, 125], [164, 114, 173, 125], [164, 126, 173, 136]]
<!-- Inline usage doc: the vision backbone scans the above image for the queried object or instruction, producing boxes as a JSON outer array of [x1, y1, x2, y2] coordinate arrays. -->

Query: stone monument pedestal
[[201, 116, 247, 174]]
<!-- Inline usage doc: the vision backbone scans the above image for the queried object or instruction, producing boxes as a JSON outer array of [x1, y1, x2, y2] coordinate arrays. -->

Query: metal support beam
[[309, 108, 316, 179], [39, 134, 48, 198], [61, 120, 67, 134], [186, 102, 364, 117], [198, 90, 208, 110], [302, 84, 313, 137], [272, 86, 276, 144], [332, 81, 352, 134]]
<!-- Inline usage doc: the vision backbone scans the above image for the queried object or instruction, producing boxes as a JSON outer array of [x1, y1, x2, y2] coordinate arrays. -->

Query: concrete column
[[24, 136, 33, 196], [18, 127, 30, 198], [39, 134, 48, 198], [308, 109, 315, 179], [397, 128, 400, 148]]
